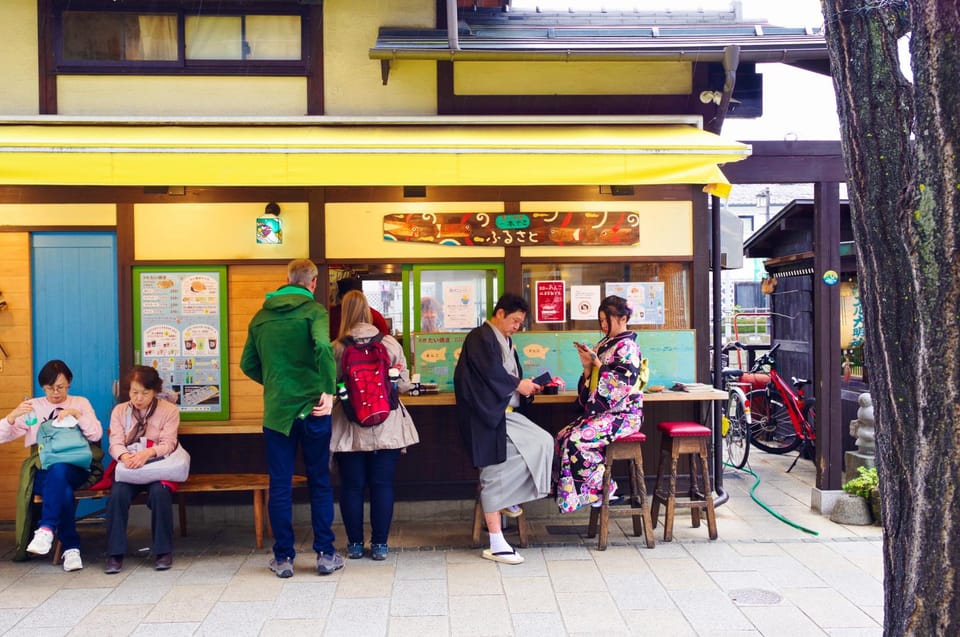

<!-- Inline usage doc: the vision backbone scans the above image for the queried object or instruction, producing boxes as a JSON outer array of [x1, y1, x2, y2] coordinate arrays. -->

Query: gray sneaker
[[269, 557, 294, 578], [316, 552, 344, 575]]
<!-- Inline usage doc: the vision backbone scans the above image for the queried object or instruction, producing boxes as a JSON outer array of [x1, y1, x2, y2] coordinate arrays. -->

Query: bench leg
[[253, 489, 264, 550], [178, 493, 188, 538]]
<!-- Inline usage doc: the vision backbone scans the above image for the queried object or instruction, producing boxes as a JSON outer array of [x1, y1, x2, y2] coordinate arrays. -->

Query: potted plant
[[842, 466, 880, 524]]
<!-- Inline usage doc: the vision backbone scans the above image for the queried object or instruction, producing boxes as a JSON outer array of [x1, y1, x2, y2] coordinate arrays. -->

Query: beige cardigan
[[330, 323, 420, 453]]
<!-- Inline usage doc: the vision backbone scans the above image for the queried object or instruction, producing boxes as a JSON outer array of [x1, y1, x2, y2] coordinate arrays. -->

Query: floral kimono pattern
[[556, 331, 644, 513]]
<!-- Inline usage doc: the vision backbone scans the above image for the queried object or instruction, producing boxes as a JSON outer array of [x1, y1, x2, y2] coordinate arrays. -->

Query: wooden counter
[[401, 389, 727, 407], [177, 389, 727, 499]]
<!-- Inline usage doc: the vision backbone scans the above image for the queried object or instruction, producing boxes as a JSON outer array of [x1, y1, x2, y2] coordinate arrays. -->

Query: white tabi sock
[[489, 531, 513, 554]]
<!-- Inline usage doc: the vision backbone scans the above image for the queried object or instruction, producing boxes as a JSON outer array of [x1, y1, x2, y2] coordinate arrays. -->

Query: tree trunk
[[821, 1, 960, 634]]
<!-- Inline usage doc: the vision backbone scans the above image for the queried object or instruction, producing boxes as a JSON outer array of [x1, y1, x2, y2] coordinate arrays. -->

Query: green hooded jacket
[[240, 284, 336, 435]]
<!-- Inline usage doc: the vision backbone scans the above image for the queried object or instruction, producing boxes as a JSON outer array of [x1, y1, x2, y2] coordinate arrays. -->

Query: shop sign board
[[383, 211, 639, 246], [133, 265, 229, 420]]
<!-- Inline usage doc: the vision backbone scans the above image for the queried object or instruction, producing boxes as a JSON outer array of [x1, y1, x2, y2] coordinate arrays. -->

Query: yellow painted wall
[[0, 204, 116, 227], [518, 201, 692, 257], [0, 0, 39, 115], [324, 0, 436, 116], [134, 203, 309, 260], [325, 202, 504, 259], [455, 61, 692, 96], [0, 233, 33, 521], [57, 77, 307, 116]]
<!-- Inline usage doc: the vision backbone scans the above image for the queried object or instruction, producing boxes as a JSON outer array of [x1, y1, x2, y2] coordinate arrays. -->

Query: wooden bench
[[34, 473, 308, 562]]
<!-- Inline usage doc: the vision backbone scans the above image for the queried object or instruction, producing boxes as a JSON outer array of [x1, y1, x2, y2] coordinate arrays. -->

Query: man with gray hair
[[241, 258, 342, 577]]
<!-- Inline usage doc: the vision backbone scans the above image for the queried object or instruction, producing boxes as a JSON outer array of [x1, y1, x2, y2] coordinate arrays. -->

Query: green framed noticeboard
[[132, 265, 229, 420]]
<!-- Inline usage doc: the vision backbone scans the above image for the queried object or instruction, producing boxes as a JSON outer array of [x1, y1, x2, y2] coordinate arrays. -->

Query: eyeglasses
[[130, 389, 155, 399], [43, 384, 70, 394]]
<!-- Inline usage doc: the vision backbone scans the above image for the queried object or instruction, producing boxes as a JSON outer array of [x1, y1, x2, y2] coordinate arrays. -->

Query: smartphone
[[532, 371, 552, 386]]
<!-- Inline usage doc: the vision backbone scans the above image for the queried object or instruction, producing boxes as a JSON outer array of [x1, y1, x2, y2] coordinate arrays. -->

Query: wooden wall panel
[[227, 264, 287, 422], [0, 233, 32, 521]]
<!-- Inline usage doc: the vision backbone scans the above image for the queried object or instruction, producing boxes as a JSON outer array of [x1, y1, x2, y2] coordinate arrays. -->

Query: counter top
[[178, 388, 727, 433]]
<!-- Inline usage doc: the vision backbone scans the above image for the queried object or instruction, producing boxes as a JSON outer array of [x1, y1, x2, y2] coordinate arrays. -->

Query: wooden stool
[[651, 421, 718, 542], [587, 431, 655, 550], [471, 485, 530, 549]]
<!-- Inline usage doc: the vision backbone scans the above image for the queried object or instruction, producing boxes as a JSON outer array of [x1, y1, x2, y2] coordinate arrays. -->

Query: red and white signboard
[[535, 280, 566, 323]]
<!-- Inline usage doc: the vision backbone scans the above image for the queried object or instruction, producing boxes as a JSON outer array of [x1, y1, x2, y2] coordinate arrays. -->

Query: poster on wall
[[535, 280, 566, 323], [442, 282, 476, 329], [133, 266, 229, 420], [605, 282, 666, 325], [570, 285, 601, 321]]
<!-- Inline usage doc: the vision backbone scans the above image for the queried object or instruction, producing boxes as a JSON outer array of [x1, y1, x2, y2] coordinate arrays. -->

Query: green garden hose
[[724, 461, 820, 536]]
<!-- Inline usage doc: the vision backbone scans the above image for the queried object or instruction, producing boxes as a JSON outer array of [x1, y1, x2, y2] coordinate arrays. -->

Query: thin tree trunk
[[821, 0, 960, 633]]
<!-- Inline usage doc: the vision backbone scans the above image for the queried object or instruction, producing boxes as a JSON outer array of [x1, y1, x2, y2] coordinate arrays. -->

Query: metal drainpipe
[[447, 0, 460, 51], [705, 45, 740, 508], [712, 194, 729, 507]]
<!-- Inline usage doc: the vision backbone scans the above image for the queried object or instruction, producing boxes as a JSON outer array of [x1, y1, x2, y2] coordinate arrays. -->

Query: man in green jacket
[[240, 258, 342, 577]]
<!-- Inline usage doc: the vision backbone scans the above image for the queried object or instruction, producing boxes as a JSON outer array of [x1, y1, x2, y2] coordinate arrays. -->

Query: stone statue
[[850, 393, 875, 455]]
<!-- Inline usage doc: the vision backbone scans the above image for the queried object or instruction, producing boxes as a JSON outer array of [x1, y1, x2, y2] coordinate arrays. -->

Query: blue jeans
[[33, 463, 89, 552], [264, 414, 334, 560], [336, 449, 401, 545]]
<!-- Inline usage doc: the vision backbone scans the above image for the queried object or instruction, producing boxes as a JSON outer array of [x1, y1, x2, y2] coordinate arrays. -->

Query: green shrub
[[842, 466, 879, 499]]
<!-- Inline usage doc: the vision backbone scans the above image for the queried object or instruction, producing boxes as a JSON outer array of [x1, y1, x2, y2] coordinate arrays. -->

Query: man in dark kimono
[[454, 293, 553, 565]]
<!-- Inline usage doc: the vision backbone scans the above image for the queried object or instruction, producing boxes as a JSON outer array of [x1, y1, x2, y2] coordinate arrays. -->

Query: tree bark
[[821, 0, 960, 634]]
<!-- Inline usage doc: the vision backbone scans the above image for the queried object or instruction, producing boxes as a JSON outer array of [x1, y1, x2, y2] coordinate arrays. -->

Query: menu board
[[133, 266, 229, 420], [412, 329, 695, 392]]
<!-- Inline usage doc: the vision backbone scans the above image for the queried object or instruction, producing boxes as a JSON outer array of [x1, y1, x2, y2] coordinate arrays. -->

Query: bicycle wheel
[[799, 402, 817, 460], [747, 389, 800, 454], [723, 392, 750, 469]]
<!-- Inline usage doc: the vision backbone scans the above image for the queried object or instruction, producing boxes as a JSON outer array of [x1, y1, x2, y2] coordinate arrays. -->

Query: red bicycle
[[745, 343, 817, 471]]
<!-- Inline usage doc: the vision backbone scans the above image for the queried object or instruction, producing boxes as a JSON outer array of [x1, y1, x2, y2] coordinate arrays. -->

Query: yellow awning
[[0, 123, 748, 195]]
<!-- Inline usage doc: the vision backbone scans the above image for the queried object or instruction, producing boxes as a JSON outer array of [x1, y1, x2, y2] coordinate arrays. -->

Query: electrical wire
[[723, 461, 820, 536]]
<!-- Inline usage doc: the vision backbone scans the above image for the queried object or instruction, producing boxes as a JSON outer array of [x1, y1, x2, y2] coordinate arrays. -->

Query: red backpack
[[339, 333, 399, 426]]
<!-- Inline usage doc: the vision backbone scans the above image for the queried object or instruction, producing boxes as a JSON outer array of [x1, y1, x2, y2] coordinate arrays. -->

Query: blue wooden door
[[31, 232, 118, 514]]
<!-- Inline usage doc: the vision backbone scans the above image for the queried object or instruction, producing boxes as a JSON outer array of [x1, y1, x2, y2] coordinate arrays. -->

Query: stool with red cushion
[[587, 431, 656, 550], [651, 421, 718, 541]]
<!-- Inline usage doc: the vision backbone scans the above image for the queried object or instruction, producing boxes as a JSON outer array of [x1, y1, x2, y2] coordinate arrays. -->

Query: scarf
[[125, 398, 158, 446]]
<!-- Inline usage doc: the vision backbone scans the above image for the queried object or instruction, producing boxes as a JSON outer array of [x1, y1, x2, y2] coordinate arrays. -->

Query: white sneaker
[[26, 527, 54, 555], [62, 548, 83, 572]]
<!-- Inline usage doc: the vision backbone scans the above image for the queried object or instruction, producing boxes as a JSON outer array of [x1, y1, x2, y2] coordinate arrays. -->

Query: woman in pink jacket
[[1, 360, 102, 572], [104, 365, 180, 574]]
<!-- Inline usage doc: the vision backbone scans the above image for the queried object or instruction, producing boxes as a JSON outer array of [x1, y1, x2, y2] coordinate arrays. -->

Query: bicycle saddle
[[721, 368, 745, 379]]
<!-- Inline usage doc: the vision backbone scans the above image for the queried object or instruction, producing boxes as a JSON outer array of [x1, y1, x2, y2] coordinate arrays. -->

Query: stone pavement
[[0, 451, 883, 636]]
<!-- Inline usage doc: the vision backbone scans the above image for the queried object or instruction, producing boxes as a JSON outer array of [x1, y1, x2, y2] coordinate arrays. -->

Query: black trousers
[[106, 481, 174, 557]]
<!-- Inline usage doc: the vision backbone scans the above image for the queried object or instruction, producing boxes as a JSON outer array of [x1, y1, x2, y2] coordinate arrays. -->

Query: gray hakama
[[479, 411, 554, 513]]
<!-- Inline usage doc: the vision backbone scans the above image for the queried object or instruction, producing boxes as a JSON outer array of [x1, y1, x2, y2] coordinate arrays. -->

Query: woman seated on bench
[[1, 359, 102, 572], [104, 365, 180, 574]]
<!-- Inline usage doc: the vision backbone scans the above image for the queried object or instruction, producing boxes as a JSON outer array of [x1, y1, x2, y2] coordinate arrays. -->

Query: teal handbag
[[36, 412, 93, 471]]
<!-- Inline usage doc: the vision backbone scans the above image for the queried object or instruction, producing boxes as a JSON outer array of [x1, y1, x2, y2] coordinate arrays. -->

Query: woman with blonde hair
[[331, 291, 419, 560]]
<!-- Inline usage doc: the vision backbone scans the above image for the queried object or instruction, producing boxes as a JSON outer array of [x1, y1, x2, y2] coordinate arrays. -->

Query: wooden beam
[[722, 141, 846, 184], [813, 182, 842, 490]]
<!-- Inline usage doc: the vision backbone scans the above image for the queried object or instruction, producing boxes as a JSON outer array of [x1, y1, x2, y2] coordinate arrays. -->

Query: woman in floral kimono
[[556, 295, 644, 513]]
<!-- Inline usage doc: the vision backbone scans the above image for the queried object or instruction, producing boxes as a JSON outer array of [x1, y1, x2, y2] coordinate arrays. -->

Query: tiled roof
[[370, 9, 826, 64]]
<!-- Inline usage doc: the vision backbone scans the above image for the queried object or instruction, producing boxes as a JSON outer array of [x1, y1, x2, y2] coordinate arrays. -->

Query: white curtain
[[186, 16, 242, 60], [246, 15, 301, 60], [136, 15, 178, 61]]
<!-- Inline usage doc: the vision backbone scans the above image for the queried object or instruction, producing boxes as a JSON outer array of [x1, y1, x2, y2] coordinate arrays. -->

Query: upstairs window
[[57, 5, 306, 73]]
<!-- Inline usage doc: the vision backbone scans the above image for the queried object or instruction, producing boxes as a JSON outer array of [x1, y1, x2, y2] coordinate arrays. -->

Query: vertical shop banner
[[535, 280, 566, 323], [133, 266, 229, 420]]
